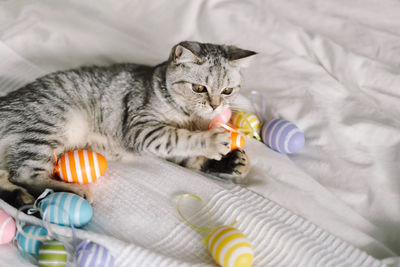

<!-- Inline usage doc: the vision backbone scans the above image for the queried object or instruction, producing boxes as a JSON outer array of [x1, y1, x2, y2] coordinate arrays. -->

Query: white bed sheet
[[0, 0, 399, 266]]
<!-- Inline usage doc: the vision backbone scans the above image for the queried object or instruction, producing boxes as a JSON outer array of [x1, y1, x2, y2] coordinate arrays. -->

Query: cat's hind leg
[[6, 147, 93, 203], [0, 169, 35, 207]]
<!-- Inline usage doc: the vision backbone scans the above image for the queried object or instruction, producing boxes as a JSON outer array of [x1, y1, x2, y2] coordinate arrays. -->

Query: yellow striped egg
[[207, 225, 253, 267], [54, 150, 107, 184], [231, 111, 261, 137]]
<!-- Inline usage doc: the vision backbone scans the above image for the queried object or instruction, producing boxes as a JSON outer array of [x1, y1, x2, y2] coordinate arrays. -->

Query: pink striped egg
[[0, 208, 16, 244], [212, 109, 232, 126]]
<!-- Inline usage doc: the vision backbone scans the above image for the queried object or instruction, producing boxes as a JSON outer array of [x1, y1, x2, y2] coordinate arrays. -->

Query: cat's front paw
[[203, 128, 231, 160], [201, 149, 250, 183]]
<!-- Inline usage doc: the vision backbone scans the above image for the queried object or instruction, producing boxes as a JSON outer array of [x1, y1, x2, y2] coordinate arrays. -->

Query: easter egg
[[38, 241, 67, 267], [231, 111, 261, 136], [0, 208, 16, 244], [262, 118, 305, 154], [207, 225, 253, 267], [230, 132, 245, 151], [54, 150, 107, 184], [212, 109, 232, 126], [76, 240, 115, 267], [16, 225, 48, 255], [38, 192, 93, 228]]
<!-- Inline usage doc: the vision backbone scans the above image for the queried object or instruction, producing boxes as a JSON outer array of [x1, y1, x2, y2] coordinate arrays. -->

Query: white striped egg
[[262, 118, 305, 154], [38, 192, 93, 228], [0, 208, 16, 244], [38, 240, 67, 267], [76, 240, 115, 267], [207, 225, 253, 267], [231, 111, 261, 138], [54, 150, 107, 184], [16, 225, 48, 255]]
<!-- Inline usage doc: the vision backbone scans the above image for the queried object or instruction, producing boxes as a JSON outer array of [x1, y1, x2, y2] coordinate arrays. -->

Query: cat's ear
[[225, 46, 257, 68], [171, 41, 202, 64]]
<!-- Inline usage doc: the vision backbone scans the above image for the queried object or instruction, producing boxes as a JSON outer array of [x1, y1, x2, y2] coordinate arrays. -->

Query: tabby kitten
[[0, 41, 256, 207]]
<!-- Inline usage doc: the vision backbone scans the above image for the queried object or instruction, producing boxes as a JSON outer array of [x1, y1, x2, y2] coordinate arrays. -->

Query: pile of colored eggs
[[213, 108, 305, 154], [14, 190, 115, 267]]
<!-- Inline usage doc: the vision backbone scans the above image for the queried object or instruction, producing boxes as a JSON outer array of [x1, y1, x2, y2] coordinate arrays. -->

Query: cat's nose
[[211, 104, 219, 110]]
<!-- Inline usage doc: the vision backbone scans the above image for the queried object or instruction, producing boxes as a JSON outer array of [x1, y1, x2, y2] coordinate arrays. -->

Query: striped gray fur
[[0, 41, 256, 207]]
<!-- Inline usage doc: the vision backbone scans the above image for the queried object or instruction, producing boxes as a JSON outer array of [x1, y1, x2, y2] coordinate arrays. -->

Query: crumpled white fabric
[[0, 0, 399, 266]]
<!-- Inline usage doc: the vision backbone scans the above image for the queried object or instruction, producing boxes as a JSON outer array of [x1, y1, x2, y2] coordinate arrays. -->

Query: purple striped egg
[[262, 118, 305, 154], [76, 240, 114, 267]]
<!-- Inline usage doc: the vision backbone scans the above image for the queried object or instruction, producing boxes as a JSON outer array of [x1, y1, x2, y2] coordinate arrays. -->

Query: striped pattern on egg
[[16, 225, 48, 255], [38, 240, 67, 267], [231, 112, 261, 135], [54, 150, 107, 184], [0, 208, 16, 244], [207, 225, 253, 267], [229, 132, 245, 151], [38, 192, 93, 228], [262, 118, 305, 154], [76, 240, 115, 267]]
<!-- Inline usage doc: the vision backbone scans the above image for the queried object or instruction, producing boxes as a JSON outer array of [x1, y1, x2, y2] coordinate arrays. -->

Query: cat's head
[[165, 41, 256, 119]]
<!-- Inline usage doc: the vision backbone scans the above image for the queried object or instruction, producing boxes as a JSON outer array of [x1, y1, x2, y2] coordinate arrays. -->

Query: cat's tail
[[0, 169, 35, 208]]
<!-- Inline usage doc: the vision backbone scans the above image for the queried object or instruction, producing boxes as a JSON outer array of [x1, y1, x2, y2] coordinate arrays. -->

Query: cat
[[0, 41, 256, 207]]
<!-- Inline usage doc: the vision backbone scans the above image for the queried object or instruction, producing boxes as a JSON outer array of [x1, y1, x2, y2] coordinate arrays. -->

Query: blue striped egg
[[16, 225, 48, 255], [76, 240, 115, 267], [38, 192, 93, 228], [262, 118, 305, 154]]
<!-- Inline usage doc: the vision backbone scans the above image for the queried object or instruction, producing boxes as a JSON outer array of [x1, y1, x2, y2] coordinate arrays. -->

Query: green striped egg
[[38, 241, 67, 267]]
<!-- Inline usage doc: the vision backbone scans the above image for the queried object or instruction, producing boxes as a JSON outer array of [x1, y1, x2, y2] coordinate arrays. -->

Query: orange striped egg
[[209, 122, 245, 151], [229, 132, 245, 151], [54, 150, 107, 184], [207, 225, 253, 267]]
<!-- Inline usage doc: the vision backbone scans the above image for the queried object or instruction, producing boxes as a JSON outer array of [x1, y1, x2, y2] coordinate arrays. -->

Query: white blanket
[[0, 0, 399, 266]]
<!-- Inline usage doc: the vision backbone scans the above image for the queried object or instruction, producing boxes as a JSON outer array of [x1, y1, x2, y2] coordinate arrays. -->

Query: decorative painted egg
[[212, 109, 232, 126], [229, 132, 245, 151], [38, 241, 67, 267], [16, 225, 48, 255], [0, 208, 16, 244], [54, 150, 107, 184], [76, 240, 115, 267], [38, 192, 93, 228], [208, 122, 245, 151], [262, 118, 305, 154], [207, 225, 253, 267], [231, 111, 261, 137]]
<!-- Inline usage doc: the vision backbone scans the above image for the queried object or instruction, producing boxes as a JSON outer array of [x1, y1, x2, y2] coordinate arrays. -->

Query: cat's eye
[[192, 84, 207, 93], [222, 87, 233, 95]]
